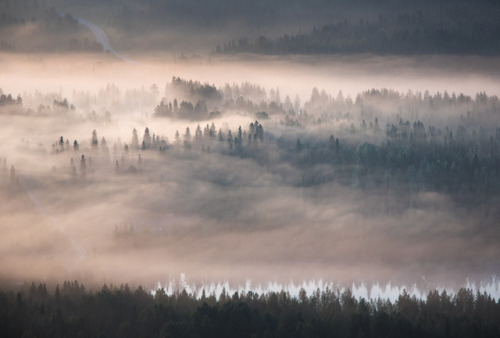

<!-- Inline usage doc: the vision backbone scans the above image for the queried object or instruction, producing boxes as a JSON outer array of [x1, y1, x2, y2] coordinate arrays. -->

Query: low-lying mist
[[1, 52, 499, 297]]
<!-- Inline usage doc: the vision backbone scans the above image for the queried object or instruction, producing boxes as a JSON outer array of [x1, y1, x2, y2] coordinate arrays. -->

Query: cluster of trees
[[0, 281, 498, 337], [0, 159, 21, 194], [0, 90, 77, 116], [169, 77, 222, 104], [0, 91, 23, 114], [154, 78, 223, 120], [154, 99, 217, 121], [51, 127, 169, 178], [53, 98, 75, 110], [154, 78, 284, 121], [0, 89, 118, 120], [0, 91, 22, 106]]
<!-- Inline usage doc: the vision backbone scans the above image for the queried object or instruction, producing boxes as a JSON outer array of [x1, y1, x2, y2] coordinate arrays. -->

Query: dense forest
[[216, 16, 500, 55], [2, 0, 500, 53], [47, 0, 500, 28], [0, 282, 499, 337]]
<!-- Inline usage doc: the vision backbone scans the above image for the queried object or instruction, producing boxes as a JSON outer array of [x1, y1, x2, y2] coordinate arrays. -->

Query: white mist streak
[[153, 274, 500, 302]]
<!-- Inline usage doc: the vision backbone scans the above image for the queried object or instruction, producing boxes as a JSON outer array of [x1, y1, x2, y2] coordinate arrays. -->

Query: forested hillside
[[4, 0, 499, 53], [0, 0, 101, 52], [217, 17, 500, 55]]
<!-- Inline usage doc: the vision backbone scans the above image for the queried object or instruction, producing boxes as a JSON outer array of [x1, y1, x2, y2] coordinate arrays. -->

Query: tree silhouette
[[91, 130, 98, 150], [80, 154, 86, 177], [131, 128, 139, 150]]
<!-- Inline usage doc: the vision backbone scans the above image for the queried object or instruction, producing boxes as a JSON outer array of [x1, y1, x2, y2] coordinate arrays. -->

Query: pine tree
[[91, 130, 98, 149], [131, 128, 139, 150], [80, 155, 86, 177]]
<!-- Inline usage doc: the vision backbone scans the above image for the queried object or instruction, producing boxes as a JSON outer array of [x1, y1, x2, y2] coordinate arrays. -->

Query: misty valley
[[1, 0, 500, 337], [2, 72, 499, 289], [2, 68, 500, 336]]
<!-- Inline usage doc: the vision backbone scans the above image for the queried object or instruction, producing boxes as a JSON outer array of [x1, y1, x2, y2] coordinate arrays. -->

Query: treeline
[[0, 281, 499, 337], [5, 0, 499, 53], [216, 4, 500, 55], [154, 78, 500, 128], [0, 90, 76, 116], [0, 91, 22, 107], [47, 0, 500, 29]]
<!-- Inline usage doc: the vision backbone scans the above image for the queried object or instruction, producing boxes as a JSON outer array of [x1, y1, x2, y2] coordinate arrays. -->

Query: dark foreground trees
[[0, 282, 498, 337]]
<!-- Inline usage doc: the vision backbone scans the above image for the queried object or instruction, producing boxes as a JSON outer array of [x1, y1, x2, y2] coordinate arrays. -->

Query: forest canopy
[[0, 281, 499, 338]]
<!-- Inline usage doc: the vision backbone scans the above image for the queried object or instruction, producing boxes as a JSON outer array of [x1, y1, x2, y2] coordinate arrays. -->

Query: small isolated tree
[[173, 98, 178, 112], [101, 137, 108, 153], [184, 127, 191, 142], [195, 124, 202, 142], [227, 130, 233, 149], [91, 130, 98, 150], [131, 128, 139, 150], [142, 127, 151, 149], [80, 154, 86, 177], [296, 138, 302, 151], [237, 126, 243, 143], [174, 130, 181, 146]]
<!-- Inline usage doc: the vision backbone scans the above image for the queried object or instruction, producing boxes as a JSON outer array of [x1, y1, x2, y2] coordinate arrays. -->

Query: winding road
[[77, 17, 141, 65]]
